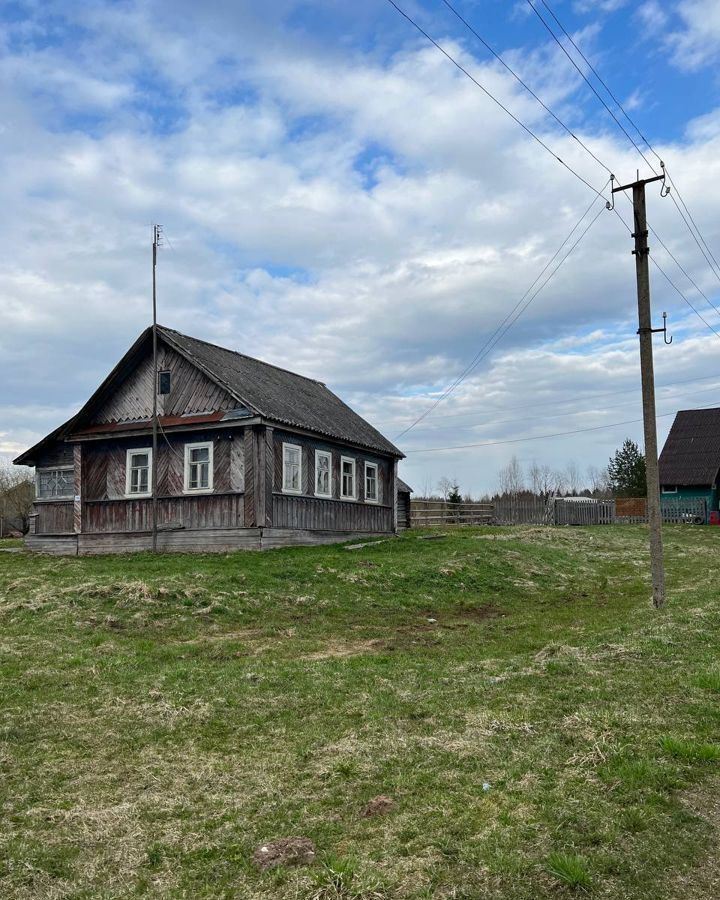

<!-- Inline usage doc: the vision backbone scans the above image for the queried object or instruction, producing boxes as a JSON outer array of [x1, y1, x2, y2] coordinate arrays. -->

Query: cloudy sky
[[2, 0, 720, 496]]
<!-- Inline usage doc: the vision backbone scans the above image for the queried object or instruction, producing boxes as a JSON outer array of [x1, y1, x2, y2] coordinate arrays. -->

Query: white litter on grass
[[482, 783, 491, 791]]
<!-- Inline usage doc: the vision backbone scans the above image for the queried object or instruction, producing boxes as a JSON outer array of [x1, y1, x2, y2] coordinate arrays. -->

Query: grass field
[[2, 525, 720, 898]]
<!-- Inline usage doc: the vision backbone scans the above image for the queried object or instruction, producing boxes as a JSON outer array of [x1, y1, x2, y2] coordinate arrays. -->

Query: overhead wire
[[394, 185, 609, 439], [527, 0, 720, 289], [405, 402, 720, 454], [384, 0, 610, 201]]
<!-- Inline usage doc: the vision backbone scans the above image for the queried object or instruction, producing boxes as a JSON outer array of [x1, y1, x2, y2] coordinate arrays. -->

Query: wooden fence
[[410, 496, 708, 527], [410, 500, 494, 527]]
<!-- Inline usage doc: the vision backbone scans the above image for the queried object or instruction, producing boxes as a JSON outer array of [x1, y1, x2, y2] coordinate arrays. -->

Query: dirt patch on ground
[[302, 639, 388, 660], [252, 837, 316, 871], [362, 795, 396, 817]]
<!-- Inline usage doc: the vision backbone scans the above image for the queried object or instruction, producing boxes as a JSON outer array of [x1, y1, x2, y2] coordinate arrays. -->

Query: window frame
[[158, 370, 172, 395], [35, 466, 74, 501], [282, 442, 303, 495], [314, 449, 332, 498], [661, 485, 678, 494], [365, 461, 379, 504], [183, 441, 214, 494], [340, 456, 356, 501], [125, 448, 153, 498]]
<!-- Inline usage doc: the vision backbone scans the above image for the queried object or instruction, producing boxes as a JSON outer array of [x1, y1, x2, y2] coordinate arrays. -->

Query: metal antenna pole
[[151, 225, 161, 553], [612, 173, 667, 608]]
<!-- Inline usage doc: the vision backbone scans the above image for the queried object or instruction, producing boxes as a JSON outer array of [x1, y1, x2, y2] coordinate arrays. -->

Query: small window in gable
[[283, 443, 302, 494], [315, 450, 332, 497], [365, 462, 379, 503], [341, 457, 356, 500], [37, 467, 74, 499], [158, 370, 171, 395], [184, 442, 213, 492], [125, 449, 152, 497]]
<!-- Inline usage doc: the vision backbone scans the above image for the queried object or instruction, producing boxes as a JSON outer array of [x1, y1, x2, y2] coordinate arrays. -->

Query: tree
[[0, 465, 35, 535], [437, 476, 455, 501], [497, 455, 524, 496], [608, 439, 646, 497], [447, 482, 462, 505], [563, 461, 582, 496], [587, 464, 610, 497]]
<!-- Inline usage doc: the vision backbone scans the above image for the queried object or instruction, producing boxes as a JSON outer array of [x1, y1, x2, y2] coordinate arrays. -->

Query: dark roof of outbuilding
[[158, 327, 403, 457], [397, 478, 413, 493], [659, 407, 720, 486], [14, 325, 404, 464]]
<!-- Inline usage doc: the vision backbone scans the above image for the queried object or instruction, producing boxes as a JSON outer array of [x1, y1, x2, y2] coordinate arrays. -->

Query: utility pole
[[611, 172, 667, 608], [151, 224, 162, 554]]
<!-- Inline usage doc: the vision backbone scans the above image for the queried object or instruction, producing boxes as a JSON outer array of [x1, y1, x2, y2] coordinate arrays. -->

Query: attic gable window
[[158, 370, 171, 395], [184, 442, 213, 493], [283, 443, 302, 494], [37, 467, 74, 500], [125, 449, 152, 497]]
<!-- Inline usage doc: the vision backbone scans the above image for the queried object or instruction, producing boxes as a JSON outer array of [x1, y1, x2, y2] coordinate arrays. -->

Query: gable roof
[[659, 407, 720, 486], [14, 325, 403, 464]]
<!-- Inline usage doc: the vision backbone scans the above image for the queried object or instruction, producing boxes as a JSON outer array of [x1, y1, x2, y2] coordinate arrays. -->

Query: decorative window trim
[[282, 443, 303, 495], [315, 449, 332, 498], [340, 456, 356, 501], [125, 448, 152, 498], [365, 462, 379, 504], [183, 441, 214, 494], [36, 466, 74, 501]]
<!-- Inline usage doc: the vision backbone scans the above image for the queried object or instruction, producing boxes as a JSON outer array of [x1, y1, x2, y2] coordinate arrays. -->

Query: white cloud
[[1, 1, 720, 495], [667, 0, 720, 70]]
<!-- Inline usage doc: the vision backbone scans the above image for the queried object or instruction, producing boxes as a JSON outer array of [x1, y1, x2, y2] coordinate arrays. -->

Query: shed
[[397, 478, 413, 530]]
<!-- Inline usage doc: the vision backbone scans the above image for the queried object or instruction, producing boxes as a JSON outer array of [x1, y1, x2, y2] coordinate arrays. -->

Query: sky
[[2, 0, 720, 496]]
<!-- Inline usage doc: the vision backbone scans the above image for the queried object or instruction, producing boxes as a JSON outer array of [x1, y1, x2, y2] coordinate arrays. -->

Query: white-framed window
[[662, 486, 678, 494], [125, 448, 152, 497], [184, 442, 213, 493], [282, 443, 302, 494], [36, 467, 74, 500], [341, 456, 356, 500], [365, 462, 379, 503], [315, 449, 332, 498]]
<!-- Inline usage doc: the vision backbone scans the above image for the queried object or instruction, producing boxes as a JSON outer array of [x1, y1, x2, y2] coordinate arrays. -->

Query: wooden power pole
[[612, 173, 667, 608], [151, 224, 162, 554]]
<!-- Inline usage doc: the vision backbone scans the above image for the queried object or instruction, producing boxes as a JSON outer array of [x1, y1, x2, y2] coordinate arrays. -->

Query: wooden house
[[14, 326, 405, 554], [659, 407, 720, 516]]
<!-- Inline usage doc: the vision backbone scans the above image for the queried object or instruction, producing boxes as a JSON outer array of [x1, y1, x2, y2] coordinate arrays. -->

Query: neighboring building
[[14, 326, 405, 554], [397, 478, 413, 530], [658, 407, 720, 516]]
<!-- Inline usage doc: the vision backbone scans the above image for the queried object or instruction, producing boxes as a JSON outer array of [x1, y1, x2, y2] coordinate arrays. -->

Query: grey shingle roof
[[397, 478, 413, 493], [159, 327, 403, 458], [659, 408, 720, 486]]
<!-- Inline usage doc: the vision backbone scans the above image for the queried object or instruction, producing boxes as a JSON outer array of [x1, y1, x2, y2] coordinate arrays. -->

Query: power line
[[375, 370, 720, 427], [438, 0, 612, 176], [524, 0, 658, 175], [527, 0, 720, 291], [395, 186, 609, 439], [405, 403, 719, 455], [384, 0, 609, 200], [387, 380, 720, 434]]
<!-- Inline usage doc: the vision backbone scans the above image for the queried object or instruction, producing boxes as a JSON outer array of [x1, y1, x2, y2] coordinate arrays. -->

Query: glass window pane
[[191, 447, 209, 463], [133, 453, 149, 467]]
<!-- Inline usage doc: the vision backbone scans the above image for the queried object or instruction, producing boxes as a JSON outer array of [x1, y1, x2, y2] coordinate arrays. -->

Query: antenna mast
[[151, 224, 163, 553]]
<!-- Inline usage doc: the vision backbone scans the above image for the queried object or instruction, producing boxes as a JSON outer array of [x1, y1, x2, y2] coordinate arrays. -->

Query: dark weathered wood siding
[[90, 343, 237, 424], [83, 494, 244, 533], [82, 429, 244, 501], [271, 429, 394, 533], [34, 502, 74, 534]]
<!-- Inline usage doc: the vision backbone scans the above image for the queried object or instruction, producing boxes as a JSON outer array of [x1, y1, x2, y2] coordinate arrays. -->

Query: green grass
[[1, 525, 720, 898]]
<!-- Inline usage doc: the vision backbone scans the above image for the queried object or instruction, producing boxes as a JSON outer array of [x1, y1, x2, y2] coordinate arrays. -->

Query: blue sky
[[2, 0, 720, 495]]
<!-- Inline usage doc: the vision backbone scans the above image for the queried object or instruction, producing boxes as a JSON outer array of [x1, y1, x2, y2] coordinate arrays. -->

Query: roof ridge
[[158, 325, 327, 387]]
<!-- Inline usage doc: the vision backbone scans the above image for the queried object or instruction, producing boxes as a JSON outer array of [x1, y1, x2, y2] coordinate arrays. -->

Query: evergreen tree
[[608, 439, 647, 497], [447, 482, 462, 505]]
